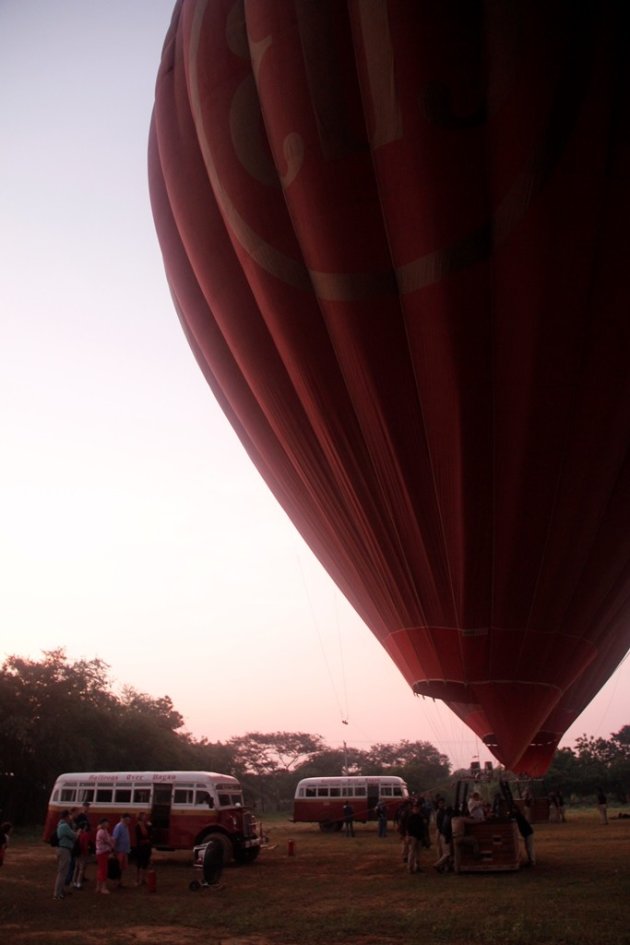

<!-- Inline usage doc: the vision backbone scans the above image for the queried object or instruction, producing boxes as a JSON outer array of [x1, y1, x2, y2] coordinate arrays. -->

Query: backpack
[[49, 829, 59, 847]]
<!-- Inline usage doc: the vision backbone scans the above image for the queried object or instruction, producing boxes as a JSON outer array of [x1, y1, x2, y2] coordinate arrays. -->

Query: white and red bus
[[43, 771, 260, 863], [292, 775, 409, 830]]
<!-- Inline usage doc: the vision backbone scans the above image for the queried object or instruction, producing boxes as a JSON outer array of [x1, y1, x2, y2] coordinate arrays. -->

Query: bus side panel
[[293, 799, 373, 824], [43, 810, 58, 843], [164, 809, 221, 848], [44, 803, 222, 849], [293, 799, 345, 824], [292, 798, 404, 825]]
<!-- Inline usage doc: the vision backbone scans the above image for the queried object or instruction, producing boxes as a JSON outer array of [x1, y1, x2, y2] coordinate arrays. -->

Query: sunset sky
[[1, 0, 628, 774]]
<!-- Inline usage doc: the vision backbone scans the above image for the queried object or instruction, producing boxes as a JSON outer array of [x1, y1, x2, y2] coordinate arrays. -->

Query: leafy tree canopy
[[1, 649, 627, 821]]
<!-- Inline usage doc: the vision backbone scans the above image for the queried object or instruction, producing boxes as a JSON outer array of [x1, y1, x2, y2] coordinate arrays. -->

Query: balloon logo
[[149, 0, 630, 774]]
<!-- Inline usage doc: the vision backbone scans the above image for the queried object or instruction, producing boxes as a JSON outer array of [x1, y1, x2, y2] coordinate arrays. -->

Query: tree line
[[0, 651, 627, 823]]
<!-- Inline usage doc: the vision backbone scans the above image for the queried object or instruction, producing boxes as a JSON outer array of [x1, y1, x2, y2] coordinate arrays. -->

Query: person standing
[[511, 807, 536, 866], [467, 791, 485, 821], [433, 800, 453, 872], [557, 790, 566, 823], [95, 817, 114, 894], [597, 788, 608, 825], [134, 812, 153, 885], [0, 822, 12, 867], [74, 801, 91, 832], [112, 814, 132, 886], [72, 802, 93, 885], [53, 810, 76, 900], [396, 799, 412, 864], [405, 802, 426, 873], [64, 807, 81, 888], [375, 800, 388, 837], [342, 801, 355, 837], [72, 824, 92, 889]]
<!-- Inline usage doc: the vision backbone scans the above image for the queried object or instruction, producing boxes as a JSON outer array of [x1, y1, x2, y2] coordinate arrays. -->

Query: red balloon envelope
[[149, 0, 630, 773]]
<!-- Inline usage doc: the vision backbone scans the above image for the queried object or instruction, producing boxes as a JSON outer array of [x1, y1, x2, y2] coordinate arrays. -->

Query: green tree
[[542, 747, 582, 797], [104, 687, 192, 771], [0, 649, 115, 821], [228, 732, 325, 810], [363, 739, 451, 792], [185, 738, 237, 777], [0, 650, 202, 822], [295, 745, 368, 779]]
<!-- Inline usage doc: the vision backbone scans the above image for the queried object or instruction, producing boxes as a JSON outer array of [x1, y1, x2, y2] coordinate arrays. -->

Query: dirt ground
[[1, 842, 274, 945], [2, 814, 630, 945]]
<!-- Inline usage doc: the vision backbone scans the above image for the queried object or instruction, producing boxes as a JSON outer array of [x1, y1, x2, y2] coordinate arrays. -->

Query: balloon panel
[[149, 0, 630, 772]]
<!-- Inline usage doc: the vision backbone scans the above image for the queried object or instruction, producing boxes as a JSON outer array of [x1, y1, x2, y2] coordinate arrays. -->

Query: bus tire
[[201, 839, 226, 885], [202, 832, 233, 866], [318, 821, 339, 833]]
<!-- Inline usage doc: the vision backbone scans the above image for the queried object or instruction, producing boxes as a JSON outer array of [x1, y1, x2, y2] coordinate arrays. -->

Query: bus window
[[342, 787, 353, 797], [330, 788, 341, 797], [78, 788, 94, 803], [115, 789, 132, 803], [174, 789, 194, 805], [381, 787, 392, 796], [355, 787, 366, 796], [195, 790, 214, 807], [218, 793, 243, 807], [306, 787, 316, 797], [60, 789, 76, 803], [393, 786, 402, 796], [133, 789, 151, 804], [96, 788, 113, 803], [317, 788, 329, 797]]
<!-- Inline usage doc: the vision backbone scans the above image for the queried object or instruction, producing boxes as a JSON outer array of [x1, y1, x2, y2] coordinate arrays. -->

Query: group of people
[[393, 789, 537, 874], [52, 804, 153, 900]]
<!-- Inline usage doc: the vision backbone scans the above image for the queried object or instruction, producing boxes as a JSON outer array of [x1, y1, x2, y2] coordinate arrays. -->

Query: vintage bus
[[292, 776, 409, 830], [44, 771, 261, 863]]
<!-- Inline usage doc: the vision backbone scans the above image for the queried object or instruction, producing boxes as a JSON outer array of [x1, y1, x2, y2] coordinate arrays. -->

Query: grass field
[[1, 810, 628, 945]]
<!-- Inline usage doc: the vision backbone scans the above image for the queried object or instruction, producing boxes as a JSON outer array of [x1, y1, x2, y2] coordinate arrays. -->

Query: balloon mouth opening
[[483, 730, 559, 750]]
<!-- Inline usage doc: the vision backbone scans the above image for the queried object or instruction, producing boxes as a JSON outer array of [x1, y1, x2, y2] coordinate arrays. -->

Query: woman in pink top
[[95, 818, 114, 894]]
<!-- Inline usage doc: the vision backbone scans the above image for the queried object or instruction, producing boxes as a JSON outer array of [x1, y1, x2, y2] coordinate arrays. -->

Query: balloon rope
[[294, 549, 348, 727], [333, 589, 350, 726]]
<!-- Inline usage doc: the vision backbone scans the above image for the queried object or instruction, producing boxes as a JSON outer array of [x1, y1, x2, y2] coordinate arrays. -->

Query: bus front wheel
[[202, 831, 233, 866]]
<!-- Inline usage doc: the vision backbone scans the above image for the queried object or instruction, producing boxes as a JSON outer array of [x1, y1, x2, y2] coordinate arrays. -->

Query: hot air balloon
[[148, 0, 630, 773]]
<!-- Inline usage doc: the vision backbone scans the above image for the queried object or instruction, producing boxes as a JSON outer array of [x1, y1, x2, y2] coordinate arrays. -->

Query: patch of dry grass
[[1, 810, 628, 945]]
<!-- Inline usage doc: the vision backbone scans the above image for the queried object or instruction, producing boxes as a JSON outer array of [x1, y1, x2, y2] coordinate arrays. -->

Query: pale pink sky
[[1, 1, 627, 774]]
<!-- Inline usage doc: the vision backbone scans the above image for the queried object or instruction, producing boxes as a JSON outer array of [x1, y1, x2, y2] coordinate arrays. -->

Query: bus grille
[[242, 812, 257, 838]]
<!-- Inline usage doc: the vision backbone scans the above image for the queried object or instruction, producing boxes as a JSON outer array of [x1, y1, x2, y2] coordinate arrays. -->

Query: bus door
[[367, 781, 379, 819], [151, 784, 173, 846]]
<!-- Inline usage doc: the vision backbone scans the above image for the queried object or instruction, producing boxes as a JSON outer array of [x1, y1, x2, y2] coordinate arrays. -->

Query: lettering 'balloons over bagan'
[[148, 0, 630, 774]]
